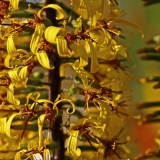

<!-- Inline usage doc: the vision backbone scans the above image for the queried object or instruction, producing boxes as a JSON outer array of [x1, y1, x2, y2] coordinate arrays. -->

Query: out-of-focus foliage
[[135, 0, 160, 159]]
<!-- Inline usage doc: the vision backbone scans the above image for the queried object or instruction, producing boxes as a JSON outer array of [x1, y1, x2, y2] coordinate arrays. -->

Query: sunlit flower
[[67, 118, 106, 157]]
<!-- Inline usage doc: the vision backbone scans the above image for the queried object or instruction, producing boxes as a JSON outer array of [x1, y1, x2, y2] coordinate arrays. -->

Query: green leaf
[[9, 10, 33, 18], [47, 142, 60, 149], [27, 79, 42, 86]]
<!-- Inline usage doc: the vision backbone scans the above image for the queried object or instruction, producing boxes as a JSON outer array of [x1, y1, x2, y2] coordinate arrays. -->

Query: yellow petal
[[0, 117, 7, 134], [27, 140, 38, 150], [30, 23, 44, 54], [9, 0, 19, 10], [8, 70, 20, 82], [54, 98, 76, 114], [37, 4, 67, 20], [113, 19, 144, 38], [6, 113, 19, 138], [77, 43, 88, 67], [101, 0, 110, 19], [18, 66, 29, 86], [56, 36, 70, 57], [45, 26, 65, 44], [83, 0, 95, 25], [14, 150, 27, 160], [4, 54, 13, 68], [38, 114, 46, 150], [67, 130, 81, 156], [43, 149, 51, 160], [88, 41, 99, 73], [70, 60, 88, 88], [32, 153, 43, 160], [7, 84, 20, 105], [36, 50, 54, 69], [6, 35, 17, 55]]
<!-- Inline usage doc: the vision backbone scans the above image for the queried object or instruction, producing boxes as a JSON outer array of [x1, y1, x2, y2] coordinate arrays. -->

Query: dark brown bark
[[45, 0, 64, 159]]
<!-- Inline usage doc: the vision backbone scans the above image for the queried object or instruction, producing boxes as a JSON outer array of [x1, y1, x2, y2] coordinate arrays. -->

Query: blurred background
[[118, 0, 160, 157]]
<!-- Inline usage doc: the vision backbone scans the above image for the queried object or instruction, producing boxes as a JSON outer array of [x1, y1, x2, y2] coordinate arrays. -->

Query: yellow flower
[[67, 118, 106, 157]]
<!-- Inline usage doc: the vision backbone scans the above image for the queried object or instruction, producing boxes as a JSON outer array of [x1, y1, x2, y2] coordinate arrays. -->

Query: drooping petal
[[36, 50, 54, 69], [88, 41, 99, 73], [27, 140, 38, 150], [18, 66, 29, 87], [0, 117, 6, 135], [70, 60, 88, 88], [4, 54, 13, 68], [77, 43, 88, 67], [67, 130, 81, 156], [32, 153, 43, 160], [6, 35, 17, 55], [9, 0, 19, 10], [43, 149, 51, 160], [38, 114, 46, 150], [56, 36, 70, 57], [6, 113, 20, 138], [37, 4, 67, 20], [7, 84, 20, 105], [30, 23, 44, 54]]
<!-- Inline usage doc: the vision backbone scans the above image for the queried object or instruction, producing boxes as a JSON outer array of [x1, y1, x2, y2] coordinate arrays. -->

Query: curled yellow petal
[[14, 149, 27, 160], [44, 26, 65, 44], [37, 4, 67, 20], [6, 113, 20, 139], [67, 130, 81, 156], [36, 50, 54, 69], [30, 23, 44, 54], [54, 99, 76, 114], [56, 36, 70, 57]]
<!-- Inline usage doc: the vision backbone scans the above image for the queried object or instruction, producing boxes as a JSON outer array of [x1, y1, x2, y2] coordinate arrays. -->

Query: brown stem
[[45, 0, 64, 159]]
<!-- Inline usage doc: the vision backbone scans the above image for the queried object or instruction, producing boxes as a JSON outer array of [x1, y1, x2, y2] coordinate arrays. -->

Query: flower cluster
[[0, 0, 141, 159]]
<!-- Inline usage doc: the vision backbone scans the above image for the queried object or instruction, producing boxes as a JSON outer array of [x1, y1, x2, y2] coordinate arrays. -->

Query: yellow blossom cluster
[[0, 0, 142, 159]]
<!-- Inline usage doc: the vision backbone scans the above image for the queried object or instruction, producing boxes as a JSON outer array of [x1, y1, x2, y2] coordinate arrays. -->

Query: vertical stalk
[[45, 0, 64, 159]]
